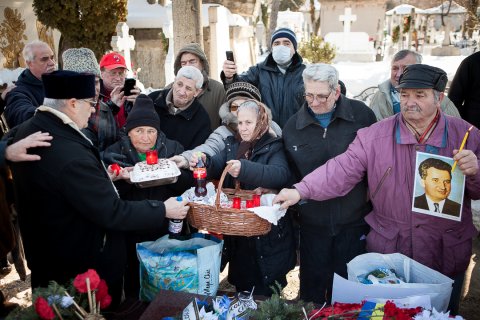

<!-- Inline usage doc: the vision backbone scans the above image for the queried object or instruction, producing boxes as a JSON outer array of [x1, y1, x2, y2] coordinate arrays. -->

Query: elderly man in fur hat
[[9, 70, 189, 307]]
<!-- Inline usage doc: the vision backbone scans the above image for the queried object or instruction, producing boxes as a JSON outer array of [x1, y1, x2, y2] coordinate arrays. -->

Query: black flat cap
[[397, 64, 448, 92], [42, 70, 96, 99]]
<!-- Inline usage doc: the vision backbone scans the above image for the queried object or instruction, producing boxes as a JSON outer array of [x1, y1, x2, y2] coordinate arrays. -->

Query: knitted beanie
[[271, 27, 297, 50], [62, 48, 101, 77], [173, 43, 210, 76], [125, 94, 160, 133], [225, 82, 262, 102]]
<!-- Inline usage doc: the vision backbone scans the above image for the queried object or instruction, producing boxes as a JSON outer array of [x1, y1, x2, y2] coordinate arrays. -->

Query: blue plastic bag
[[137, 233, 223, 301]]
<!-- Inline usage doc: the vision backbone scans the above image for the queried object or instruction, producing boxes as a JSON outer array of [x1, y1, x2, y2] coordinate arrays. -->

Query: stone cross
[[339, 7, 357, 33], [111, 22, 136, 77]]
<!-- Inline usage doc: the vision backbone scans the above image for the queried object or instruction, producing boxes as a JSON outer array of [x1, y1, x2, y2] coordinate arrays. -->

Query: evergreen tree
[[33, 0, 127, 62]]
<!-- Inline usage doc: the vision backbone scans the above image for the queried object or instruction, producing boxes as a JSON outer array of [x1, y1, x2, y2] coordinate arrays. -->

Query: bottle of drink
[[194, 152, 207, 198], [168, 196, 184, 239]]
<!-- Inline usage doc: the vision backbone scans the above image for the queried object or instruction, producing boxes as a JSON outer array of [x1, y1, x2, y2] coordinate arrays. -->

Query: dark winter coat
[[282, 95, 377, 234], [83, 100, 119, 152], [149, 88, 212, 150], [221, 52, 305, 128], [4, 69, 44, 128], [207, 133, 296, 290], [448, 51, 480, 129], [103, 133, 193, 202], [103, 131, 194, 297], [9, 109, 167, 298]]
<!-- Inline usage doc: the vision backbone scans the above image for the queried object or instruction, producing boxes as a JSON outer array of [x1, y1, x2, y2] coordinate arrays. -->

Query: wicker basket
[[187, 163, 271, 237]]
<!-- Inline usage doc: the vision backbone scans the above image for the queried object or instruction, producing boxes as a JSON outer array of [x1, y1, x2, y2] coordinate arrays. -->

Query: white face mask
[[272, 45, 292, 65]]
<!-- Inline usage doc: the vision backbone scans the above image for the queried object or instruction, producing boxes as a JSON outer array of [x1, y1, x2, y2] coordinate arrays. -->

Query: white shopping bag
[[332, 253, 453, 312]]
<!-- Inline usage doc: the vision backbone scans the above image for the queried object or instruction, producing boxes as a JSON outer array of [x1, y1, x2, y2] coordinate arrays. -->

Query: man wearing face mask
[[222, 28, 305, 128]]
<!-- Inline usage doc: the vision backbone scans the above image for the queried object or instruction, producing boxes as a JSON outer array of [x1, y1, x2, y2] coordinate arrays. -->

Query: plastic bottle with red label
[[193, 152, 207, 198]]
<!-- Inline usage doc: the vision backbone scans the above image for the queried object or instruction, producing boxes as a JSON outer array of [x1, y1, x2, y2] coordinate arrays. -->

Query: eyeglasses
[[230, 103, 240, 112], [104, 69, 126, 77], [82, 99, 98, 107], [304, 91, 332, 103]]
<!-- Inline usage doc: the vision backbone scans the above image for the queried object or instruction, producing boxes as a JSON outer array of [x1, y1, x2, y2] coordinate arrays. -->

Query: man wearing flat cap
[[9, 71, 189, 307], [274, 64, 480, 314]]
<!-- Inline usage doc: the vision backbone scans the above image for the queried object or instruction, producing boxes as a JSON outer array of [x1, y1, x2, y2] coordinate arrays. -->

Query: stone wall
[[130, 28, 167, 89], [203, 0, 257, 16], [320, 0, 387, 42]]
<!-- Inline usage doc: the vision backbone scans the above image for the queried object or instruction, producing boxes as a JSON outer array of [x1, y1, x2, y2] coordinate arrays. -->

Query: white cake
[[130, 159, 181, 187]]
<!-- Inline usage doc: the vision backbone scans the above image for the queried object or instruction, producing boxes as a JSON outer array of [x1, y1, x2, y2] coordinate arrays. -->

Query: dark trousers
[[448, 272, 465, 315], [299, 224, 369, 304]]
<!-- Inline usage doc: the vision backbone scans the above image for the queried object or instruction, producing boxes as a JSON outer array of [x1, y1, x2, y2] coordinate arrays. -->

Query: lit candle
[[252, 194, 261, 207], [145, 150, 158, 165], [232, 197, 241, 209]]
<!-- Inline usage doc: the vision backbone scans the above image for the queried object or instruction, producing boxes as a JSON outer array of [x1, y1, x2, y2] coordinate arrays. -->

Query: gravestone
[[111, 22, 136, 77], [324, 7, 375, 62], [431, 16, 460, 56]]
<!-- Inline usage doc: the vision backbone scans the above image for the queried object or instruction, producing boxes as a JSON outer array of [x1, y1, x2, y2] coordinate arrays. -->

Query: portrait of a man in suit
[[414, 157, 461, 217]]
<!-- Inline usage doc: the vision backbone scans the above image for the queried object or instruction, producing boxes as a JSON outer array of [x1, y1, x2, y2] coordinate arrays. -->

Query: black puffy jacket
[[222, 53, 305, 128]]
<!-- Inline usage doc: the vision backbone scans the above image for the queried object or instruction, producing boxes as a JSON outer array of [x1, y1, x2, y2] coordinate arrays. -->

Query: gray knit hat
[[62, 48, 101, 77], [225, 82, 262, 102]]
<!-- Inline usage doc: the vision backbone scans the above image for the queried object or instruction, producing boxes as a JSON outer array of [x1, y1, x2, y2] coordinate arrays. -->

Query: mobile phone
[[123, 78, 136, 96], [226, 51, 234, 62]]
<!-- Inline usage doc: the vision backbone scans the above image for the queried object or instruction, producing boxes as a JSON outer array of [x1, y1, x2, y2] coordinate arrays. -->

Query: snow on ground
[[333, 55, 467, 97]]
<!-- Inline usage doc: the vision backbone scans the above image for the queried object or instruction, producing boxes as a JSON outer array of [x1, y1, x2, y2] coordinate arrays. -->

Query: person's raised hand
[[226, 160, 241, 178], [273, 188, 302, 210], [189, 152, 206, 169], [452, 149, 478, 176], [125, 86, 141, 103], [170, 155, 189, 169], [110, 85, 126, 106], [164, 197, 189, 220], [223, 60, 237, 80], [5, 131, 52, 162]]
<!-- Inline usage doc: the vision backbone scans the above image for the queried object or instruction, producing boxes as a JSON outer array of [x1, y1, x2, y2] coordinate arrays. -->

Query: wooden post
[[172, 0, 203, 55]]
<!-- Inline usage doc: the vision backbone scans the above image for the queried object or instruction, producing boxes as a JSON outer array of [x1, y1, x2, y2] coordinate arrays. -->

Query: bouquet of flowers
[[308, 301, 422, 320], [18, 269, 111, 320]]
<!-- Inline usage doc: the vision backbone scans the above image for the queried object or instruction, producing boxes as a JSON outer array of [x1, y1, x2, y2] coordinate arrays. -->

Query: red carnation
[[73, 269, 101, 293], [99, 294, 112, 309], [383, 301, 423, 320], [34, 297, 55, 320], [95, 279, 109, 301]]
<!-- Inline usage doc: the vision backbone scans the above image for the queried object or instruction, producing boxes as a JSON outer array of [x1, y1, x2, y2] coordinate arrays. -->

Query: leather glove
[[102, 151, 130, 168]]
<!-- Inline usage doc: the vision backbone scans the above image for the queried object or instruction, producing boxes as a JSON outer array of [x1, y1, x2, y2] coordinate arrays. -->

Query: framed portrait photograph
[[412, 152, 465, 221]]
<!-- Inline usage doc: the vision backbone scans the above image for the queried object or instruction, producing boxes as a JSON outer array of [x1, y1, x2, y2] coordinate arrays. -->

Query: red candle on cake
[[232, 197, 241, 209], [252, 194, 261, 207], [145, 150, 158, 165]]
